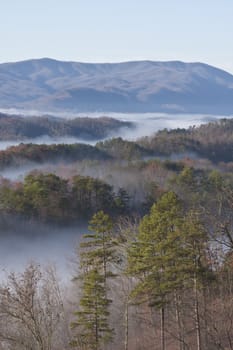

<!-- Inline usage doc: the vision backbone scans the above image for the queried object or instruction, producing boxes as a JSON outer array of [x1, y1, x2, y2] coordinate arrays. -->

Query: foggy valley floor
[[0, 219, 85, 281], [2, 1, 233, 346], [0, 112, 233, 349], [0, 111, 231, 150]]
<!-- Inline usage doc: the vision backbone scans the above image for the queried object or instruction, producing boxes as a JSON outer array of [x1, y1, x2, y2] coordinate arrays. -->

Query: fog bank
[[0, 111, 232, 151], [0, 219, 86, 280]]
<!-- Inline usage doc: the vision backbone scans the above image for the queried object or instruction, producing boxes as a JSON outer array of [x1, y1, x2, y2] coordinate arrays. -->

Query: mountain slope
[[0, 58, 233, 113]]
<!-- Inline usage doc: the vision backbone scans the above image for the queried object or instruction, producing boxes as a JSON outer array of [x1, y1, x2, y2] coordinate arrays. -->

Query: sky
[[1, 0, 233, 73]]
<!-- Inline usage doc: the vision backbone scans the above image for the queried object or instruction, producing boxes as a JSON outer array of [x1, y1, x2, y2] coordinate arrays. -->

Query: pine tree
[[71, 269, 113, 350], [71, 211, 116, 349], [127, 192, 185, 350], [128, 192, 186, 301], [181, 210, 211, 350], [80, 210, 117, 283], [127, 192, 211, 350]]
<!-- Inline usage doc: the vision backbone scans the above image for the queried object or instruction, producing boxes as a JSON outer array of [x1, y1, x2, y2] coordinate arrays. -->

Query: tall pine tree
[[71, 211, 116, 349], [127, 192, 211, 350], [80, 210, 117, 283], [127, 192, 185, 350], [71, 269, 113, 350]]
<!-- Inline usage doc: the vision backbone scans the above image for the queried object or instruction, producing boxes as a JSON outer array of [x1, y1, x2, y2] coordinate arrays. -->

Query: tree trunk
[[124, 299, 129, 350], [203, 285, 210, 350], [194, 276, 202, 350], [160, 307, 165, 350], [175, 292, 186, 350]]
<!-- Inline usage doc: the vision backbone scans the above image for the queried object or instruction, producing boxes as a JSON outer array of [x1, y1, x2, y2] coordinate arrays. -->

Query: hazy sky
[[1, 0, 233, 73]]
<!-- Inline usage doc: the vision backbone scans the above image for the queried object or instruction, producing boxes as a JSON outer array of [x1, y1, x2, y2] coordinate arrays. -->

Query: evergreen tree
[[127, 192, 211, 350], [71, 269, 113, 350], [114, 187, 130, 215], [71, 211, 116, 349], [127, 192, 185, 350], [128, 192, 184, 303], [80, 210, 117, 283], [181, 211, 211, 350]]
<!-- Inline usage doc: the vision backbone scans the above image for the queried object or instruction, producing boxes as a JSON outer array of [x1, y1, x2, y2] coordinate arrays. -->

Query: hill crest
[[0, 59, 233, 114]]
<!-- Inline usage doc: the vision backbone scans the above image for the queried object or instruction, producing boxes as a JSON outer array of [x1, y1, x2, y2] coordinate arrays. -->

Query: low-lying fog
[[0, 110, 232, 151], [0, 219, 85, 281], [0, 110, 232, 280], [0, 136, 97, 151]]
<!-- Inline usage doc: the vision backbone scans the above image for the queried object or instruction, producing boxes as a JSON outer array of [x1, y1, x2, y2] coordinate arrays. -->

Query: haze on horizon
[[1, 0, 233, 74]]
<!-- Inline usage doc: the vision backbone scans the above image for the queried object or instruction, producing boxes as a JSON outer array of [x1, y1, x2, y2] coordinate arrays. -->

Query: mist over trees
[[1, 117, 233, 176], [1, 188, 231, 349], [0, 113, 132, 141], [138, 118, 233, 163], [0, 173, 131, 223], [0, 116, 233, 348]]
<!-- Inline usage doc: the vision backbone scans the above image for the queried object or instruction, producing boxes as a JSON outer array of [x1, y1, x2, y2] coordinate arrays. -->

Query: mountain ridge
[[0, 58, 233, 114]]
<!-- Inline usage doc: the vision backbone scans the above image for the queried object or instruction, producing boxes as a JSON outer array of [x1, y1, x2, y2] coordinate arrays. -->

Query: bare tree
[[0, 263, 67, 350]]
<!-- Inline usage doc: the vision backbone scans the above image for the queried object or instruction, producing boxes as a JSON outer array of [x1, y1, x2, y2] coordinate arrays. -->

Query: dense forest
[[0, 117, 233, 349], [0, 113, 133, 140], [138, 118, 233, 163], [0, 143, 110, 171], [1, 118, 233, 173]]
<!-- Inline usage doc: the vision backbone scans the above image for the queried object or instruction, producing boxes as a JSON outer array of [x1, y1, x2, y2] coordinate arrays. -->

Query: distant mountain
[[0, 58, 233, 114]]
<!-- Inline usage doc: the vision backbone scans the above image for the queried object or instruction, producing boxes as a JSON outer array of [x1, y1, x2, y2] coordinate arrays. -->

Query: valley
[[0, 64, 233, 350]]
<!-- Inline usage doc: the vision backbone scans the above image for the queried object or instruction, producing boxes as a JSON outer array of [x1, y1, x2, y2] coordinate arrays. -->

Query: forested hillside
[[1, 118, 233, 172], [0, 143, 110, 170], [0, 117, 233, 349], [0, 113, 132, 140], [139, 118, 233, 162]]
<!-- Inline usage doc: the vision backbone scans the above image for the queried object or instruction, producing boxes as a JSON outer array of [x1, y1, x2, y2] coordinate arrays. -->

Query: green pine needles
[[71, 211, 116, 349]]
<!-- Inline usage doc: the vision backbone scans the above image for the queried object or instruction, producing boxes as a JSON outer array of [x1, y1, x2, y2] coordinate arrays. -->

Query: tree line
[[0, 173, 130, 223], [0, 143, 110, 171], [0, 113, 132, 140], [1, 160, 233, 225], [2, 118, 233, 174], [0, 189, 232, 349], [61, 187, 233, 350], [138, 118, 233, 163]]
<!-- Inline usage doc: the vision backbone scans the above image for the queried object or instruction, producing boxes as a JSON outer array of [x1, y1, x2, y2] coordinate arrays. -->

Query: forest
[[0, 117, 233, 349], [0, 113, 132, 140]]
